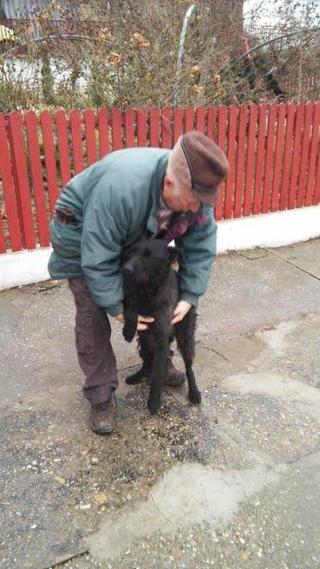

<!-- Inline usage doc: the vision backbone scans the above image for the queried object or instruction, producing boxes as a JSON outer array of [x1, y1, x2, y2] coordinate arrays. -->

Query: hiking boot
[[90, 393, 117, 435], [165, 364, 186, 387]]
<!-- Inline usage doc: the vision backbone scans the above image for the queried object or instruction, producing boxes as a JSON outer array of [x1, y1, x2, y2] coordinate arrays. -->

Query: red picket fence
[[0, 103, 319, 254]]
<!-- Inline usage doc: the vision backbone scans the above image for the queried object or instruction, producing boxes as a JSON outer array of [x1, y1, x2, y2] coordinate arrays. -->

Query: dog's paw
[[188, 386, 202, 405], [122, 324, 136, 343], [147, 397, 161, 415], [125, 369, 148, 385]]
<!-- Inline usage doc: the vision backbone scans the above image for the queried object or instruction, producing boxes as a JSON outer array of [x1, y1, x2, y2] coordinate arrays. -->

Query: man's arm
[[175, 205, 217, 307], [81, 201, 125, 316]]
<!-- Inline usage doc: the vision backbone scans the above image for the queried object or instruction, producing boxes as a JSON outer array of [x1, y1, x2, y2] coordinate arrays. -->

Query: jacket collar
[[146, 153, 169, 235]]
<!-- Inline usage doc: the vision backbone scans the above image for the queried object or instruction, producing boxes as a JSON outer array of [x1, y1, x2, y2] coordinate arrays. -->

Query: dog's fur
[[121, 239, 201, 414]]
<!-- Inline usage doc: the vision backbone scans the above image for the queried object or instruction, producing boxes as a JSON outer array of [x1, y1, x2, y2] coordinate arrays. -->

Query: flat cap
[[180, 131, 229, 207]]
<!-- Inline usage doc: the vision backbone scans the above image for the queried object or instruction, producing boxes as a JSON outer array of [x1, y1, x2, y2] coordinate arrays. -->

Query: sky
[[244, 0, 320, 26]]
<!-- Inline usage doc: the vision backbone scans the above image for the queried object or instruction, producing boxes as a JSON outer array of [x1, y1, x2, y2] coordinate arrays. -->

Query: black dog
[[121, 239, 201, 414]]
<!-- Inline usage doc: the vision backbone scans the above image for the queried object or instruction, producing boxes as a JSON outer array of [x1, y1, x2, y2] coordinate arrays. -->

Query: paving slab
[[0, 239, 320, 569]]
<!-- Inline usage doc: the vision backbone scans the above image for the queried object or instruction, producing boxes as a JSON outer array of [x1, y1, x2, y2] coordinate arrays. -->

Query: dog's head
[[122, 239, 183, 285]]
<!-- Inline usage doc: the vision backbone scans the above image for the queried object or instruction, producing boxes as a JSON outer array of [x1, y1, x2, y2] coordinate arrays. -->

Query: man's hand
[[171, 300, 192, 325], [114, 313, 154, 331]]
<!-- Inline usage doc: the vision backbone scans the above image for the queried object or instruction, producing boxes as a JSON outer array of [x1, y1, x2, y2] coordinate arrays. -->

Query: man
[[48, 131, 229, 435]]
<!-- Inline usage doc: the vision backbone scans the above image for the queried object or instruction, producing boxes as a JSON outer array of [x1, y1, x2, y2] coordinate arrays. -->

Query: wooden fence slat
[[313, 139, 320, 206], [161, 106, 171, 148], [262, 104, 277, 213], [243, 104, 257, 216], [297, 102, 313, 207], [40, 110, 60, 213], [224, 104, 238, 219], [70, 109, 84, 174], [234, 105, 248, 218], [215, 105, 227, 221], [150, 107, 160, 147], [0, 211, 6, 253], [196, 105, 206, 132], [55, 109, 71, 186], [25, 111, 50, 247], [0, 113, 22, 251], [8, 111, 36, 249], [173, 107, 183, 143], [288, 103, 304, 209], [306, 103, 320, 206], [279, 103, 296, 210], [207, 106, 217, 141], [271, 103, 286, 212], [97, 108, 109, 157], [185, 106, 195, 132], [253, 104, 267, 215], [84, 108, 97, 166], [137, 108, 148, 146], [124, 108, 135, 148], [111, 107, 122, 151]]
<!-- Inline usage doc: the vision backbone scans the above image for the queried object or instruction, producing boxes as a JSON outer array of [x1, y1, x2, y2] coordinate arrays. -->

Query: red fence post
[[161, 106, 171, 148], [243, 104, 258, 216], [70, 109, 84, 174], [25, 111, 50, 247], [111, 108, 122, 151], [40, 110, 60, 214], [306, 103, 320, 206], [253, 104, 267, 215], [271, 103, 286, 212], [207, 106, 217, 141], [150, 107, 160, 147], [173, 107, 183, 143], [55, 109, 71, 186], [124, 108, 135, 148], [297, 102, 313, 208], [97, 109, 109, 158], [185, 106, 195, 132], [0, 113, 22, 252], [234, 104, 248, 218], [262, 104, 277, 213], [279, 103, 295, 210], [0, 210, 6, 253], [196, 105, 206, 132], [8, 111, 36, 250], [215, 105, 227, 221], [137, 108, 148, 146], [288, 103, 303, 209], [84, 108, 97, 166], [224, 104, 238, 219]]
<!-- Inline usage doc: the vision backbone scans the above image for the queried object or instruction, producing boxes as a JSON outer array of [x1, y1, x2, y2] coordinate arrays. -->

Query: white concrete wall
[[0, 206, 319, 291]]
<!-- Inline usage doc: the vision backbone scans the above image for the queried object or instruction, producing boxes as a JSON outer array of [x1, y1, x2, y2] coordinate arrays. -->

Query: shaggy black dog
[[121, 239, 201, 414]]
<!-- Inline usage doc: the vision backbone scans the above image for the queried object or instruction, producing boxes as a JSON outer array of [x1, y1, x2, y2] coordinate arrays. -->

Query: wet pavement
[[0, 239, 320, 569]]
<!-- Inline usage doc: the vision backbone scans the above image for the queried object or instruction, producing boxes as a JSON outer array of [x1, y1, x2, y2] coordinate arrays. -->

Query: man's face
[[163, 175, 202, 213]]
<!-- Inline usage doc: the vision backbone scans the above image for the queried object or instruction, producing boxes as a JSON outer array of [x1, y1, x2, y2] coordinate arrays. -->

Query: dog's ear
[[167, 246, 184, 267]]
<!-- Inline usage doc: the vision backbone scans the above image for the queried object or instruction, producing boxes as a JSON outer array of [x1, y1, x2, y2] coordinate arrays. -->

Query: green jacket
[[48, 147, 217, 316]]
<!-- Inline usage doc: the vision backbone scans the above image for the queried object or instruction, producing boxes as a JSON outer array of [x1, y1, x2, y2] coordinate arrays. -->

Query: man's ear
[[167, 246, 184, 267]]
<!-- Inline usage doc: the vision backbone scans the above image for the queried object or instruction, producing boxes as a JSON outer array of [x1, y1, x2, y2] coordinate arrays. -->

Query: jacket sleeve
[[175, 206, 217, 307], [80, 184, 129, 317]]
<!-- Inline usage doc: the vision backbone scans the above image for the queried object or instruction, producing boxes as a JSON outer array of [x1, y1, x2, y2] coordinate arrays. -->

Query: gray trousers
[[68, 277, 118, 405]]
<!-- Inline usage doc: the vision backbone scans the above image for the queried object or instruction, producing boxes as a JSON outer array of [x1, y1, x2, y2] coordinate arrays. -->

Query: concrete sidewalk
[[0, 239, 319, 569]]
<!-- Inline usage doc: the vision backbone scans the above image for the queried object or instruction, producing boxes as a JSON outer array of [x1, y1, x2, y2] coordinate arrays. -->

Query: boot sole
[[90, 422, 113, 435]]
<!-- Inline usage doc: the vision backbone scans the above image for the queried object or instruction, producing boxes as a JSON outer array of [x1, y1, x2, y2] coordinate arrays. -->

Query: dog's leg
[[126, 331, 155, 384], [175, 308, 201, 404], [148, 322, 169, 414], [122, 308, 138, 343]]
